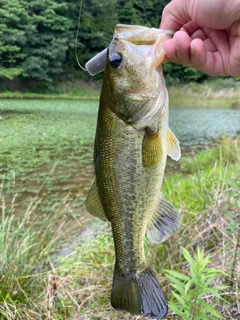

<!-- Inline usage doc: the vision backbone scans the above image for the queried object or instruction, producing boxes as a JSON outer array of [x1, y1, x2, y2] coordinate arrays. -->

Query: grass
[[0, 90, 100, 101], [0, 136, 239, 319], [0, 78, 240, 110], [168, 78, 240, 109], [0, 96, 239, 318], [0, 80, 101, 100]]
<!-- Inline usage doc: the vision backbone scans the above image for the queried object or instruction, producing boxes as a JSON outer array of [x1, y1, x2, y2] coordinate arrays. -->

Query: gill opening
[[75, 0, 87, 72]]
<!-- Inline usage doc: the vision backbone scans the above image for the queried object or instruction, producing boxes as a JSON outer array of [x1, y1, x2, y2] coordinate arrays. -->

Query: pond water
[[1, 100, 240, 237], [169, 108, 240, 147]]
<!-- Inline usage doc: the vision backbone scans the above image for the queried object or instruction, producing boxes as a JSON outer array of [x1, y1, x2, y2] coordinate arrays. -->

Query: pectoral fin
[[167, 129, 181, 161], [147, 195, 181, 244], [142, 131, 162, 169], [85, 179, 108, 221]]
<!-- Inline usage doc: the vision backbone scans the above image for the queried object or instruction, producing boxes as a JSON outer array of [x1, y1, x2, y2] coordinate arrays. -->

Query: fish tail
[[111, 265, 168, 319]]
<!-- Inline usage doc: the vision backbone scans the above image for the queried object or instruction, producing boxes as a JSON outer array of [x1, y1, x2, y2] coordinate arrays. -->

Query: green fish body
[[85, 24, 181, 319]]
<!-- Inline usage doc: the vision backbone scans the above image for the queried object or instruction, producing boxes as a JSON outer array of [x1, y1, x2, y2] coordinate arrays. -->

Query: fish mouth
[[115, 24, 174, 44], [85, 26, 174, 75]]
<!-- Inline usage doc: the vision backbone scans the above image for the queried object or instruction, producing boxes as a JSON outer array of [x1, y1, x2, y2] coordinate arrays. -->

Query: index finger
[[160, 0, 191, 31]]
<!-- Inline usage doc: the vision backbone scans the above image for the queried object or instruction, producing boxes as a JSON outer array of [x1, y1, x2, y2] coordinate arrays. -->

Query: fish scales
[[97, 103, 148, 270], [97, 105, 160, 269], [85, 24, 181, 319]]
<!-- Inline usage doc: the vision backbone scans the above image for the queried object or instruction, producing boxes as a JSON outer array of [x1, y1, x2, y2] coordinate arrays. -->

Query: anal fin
[[85, 179, 108, 221], [147, 195, 181, 244]]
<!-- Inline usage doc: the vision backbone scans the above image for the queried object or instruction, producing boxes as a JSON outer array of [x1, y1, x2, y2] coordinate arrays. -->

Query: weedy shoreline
[[168, 79, 240, 109], [0, 136, 239, 319], [0, 78, 239, 109]]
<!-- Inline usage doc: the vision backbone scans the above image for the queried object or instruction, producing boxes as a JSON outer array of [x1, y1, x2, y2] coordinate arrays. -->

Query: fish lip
[[84, 27, 175, 76], [115, 24, 175, 39]]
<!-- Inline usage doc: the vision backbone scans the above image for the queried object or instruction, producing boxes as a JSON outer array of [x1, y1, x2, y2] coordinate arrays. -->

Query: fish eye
[[109, 53, 123, 69]]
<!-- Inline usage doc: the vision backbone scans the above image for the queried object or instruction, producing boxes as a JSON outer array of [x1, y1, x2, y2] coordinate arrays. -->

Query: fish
[[85, 24, 181, 319]]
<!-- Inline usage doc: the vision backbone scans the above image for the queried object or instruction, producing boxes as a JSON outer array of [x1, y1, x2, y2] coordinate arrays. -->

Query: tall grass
[[0, 137, 239, 319], [168, 78, 240, 108], [0, 185, 81, 319]]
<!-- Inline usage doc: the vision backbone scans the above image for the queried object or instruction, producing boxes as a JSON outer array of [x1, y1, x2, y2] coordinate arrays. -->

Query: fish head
[[104, 25, 173, 129]]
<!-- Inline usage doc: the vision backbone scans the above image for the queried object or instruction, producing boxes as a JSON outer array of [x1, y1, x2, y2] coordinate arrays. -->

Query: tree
[[0, 0, 209, 84], [75, 0, 118, 66], [150, 0, 169, 26], [117, 0, 137, 24], [163, 63, 208, 82], [21, 0, 73, 81], [0, 0, 73, 82], [0, 0, 29, 79]]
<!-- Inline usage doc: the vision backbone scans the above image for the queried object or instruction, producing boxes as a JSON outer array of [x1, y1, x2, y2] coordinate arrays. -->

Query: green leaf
[[182, 247, 194, 265], [207, 288, 228, 301], [188, 290, 200, 299], [184, 299, 195, 309], [166, 276, 186, 296], [194, 310, 216, 319], [225, 180, 240, 191], [165, 269, 189, 281], [185, 278, 195, 294], [169, 302, 190, 319], [204, 268, 229, 277], [171, 291, 187, 306], [198, 300, 224, 319]]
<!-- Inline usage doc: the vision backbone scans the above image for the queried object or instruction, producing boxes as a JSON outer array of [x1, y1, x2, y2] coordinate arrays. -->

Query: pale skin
[[160, 0, 240, 77]]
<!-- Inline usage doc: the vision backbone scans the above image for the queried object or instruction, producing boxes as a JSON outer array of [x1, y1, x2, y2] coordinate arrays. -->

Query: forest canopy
[[0, 0, 207, 84]]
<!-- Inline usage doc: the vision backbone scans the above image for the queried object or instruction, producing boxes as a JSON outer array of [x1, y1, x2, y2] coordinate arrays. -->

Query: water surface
[[1, 100, 239, 233], [169, 108, 240, 147]]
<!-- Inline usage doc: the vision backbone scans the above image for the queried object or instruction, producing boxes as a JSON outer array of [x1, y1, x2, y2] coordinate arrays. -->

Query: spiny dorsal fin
[[167, 129, 181, 161], [147, 195, 181, 244], [85, 179, 108, 221]]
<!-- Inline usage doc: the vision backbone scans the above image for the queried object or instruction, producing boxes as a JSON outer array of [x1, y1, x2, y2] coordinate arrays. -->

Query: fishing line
[[75, 0, 87, 72]]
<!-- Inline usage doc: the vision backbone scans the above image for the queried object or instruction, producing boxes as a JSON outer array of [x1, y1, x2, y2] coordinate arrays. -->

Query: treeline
[[0, 0, 207, 85]]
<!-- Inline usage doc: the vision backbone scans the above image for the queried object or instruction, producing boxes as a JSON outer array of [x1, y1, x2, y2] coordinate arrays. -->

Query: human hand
[[160, 0, 240, 77]]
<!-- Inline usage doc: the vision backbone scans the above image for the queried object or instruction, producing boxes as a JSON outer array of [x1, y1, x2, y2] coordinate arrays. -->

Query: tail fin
[[111, 266, 168, 319]]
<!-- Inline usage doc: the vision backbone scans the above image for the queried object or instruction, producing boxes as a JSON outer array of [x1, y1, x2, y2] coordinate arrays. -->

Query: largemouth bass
[[85, 24, 181, 319]]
